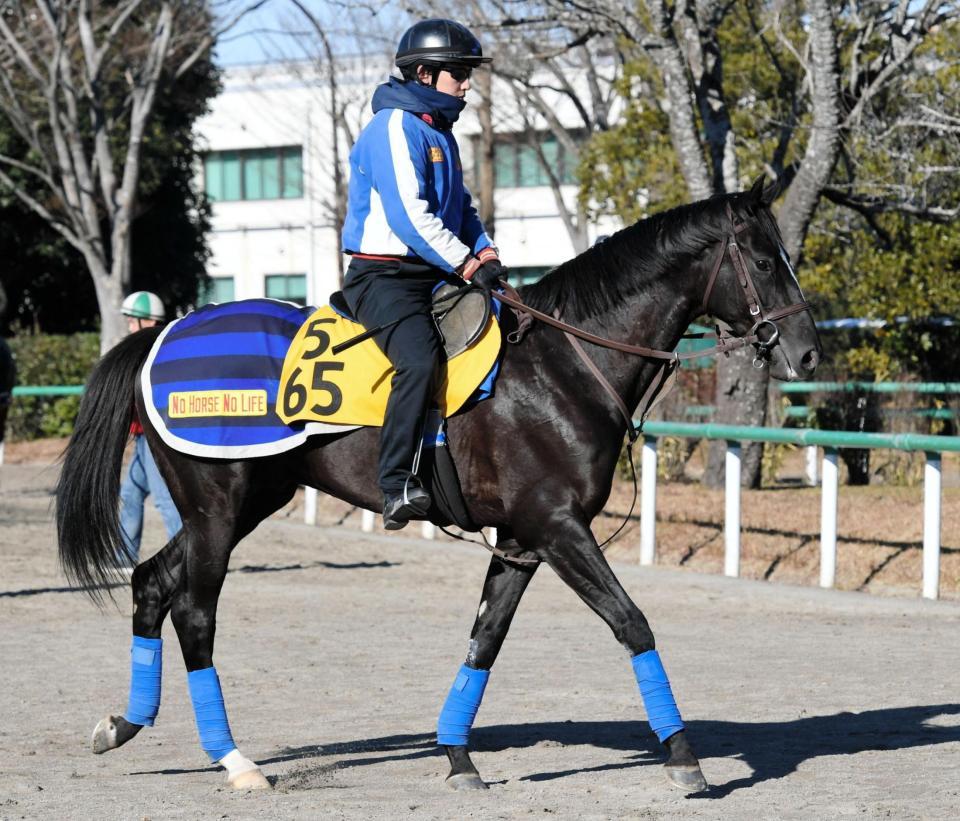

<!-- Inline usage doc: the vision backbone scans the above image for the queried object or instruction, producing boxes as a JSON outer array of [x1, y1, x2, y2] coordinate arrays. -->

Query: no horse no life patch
[[168, 389, 268, 418], [141, 297, 503, 459]]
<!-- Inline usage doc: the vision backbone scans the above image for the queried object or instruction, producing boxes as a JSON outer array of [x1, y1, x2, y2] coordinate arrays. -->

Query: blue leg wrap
[[124, 636, 162, 727], [437, 664, 490, 746], [632, 650, 685, 743], [187, 667, 237, 762]]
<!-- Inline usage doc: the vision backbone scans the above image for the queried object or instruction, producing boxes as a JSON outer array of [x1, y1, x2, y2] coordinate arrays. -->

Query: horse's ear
[[748, 174, 766, 203], [761, 176, 782, 206]]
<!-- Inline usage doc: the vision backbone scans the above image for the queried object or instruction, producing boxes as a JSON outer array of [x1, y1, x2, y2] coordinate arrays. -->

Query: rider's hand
[[473, 258, 505, 291], [460, 247, 506, 291]]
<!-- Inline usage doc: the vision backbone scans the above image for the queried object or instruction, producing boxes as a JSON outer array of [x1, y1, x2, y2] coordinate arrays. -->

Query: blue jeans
[[119, 435, 182, 564]]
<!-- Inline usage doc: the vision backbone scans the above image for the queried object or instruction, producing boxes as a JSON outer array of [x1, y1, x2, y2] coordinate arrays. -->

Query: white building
[[195, 60, 622, 307]]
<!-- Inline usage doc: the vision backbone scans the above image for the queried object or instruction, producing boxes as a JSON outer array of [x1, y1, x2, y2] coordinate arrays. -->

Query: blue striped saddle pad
[[141, 299, 366, 459]]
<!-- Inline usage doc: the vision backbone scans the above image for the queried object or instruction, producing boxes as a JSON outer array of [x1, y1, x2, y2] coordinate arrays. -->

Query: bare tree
[[0, 0, 267, 352], [255, 1, 397, 289], [522, 0, 956, 485], [473, 65, 496, 234], [472, 1, 622, 253]]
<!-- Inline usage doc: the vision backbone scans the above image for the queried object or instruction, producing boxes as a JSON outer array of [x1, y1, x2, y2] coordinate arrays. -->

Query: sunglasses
[[444, 65, 473, 82]]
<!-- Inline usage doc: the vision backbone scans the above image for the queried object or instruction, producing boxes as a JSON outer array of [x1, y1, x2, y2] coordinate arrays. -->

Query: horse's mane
[[519, 192, 772, 323]]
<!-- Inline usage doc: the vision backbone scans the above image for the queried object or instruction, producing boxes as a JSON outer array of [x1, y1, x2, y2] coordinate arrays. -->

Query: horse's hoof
[[664, 763, 708, 793], [228, 768, 271, 790], [445, 772, 488, 791], [91, 715, 119, 754]]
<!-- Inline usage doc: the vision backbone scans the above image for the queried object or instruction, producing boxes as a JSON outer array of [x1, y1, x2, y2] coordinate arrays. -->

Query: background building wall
[[196, 61, 623, 306]]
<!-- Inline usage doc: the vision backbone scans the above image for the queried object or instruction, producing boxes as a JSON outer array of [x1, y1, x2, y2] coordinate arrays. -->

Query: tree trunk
[[475, 70, 496, 238], [642, 1, 713, 200], [703, 345, 770, 487], [779, 0, 841, 260], [91, 267, 127, 354]]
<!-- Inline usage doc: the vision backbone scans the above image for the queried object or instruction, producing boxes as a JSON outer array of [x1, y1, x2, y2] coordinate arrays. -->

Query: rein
[[480, 204, 811, 564], [493, 204, 811, 369]]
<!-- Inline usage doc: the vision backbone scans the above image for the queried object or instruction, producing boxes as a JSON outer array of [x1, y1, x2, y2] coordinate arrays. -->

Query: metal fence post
[[923, 451, 942, 600], [805, 445, 818, 486], [361, 509, 376, 532], [820, 448, 839, 588], [724, 441, 742, 577], [303, 486, 318, 526], [640, 435, 658, 566]]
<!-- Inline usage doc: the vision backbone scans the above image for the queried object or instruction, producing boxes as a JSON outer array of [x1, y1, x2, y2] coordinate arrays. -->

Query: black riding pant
[[342, 256, 447, 496]]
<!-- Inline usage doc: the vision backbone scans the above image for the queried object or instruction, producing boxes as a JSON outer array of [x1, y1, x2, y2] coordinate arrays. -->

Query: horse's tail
[[56, 326, 163, 602]]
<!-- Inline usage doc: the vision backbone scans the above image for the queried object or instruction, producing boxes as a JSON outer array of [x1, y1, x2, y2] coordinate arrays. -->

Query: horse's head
[[702, 178, 821, 381]]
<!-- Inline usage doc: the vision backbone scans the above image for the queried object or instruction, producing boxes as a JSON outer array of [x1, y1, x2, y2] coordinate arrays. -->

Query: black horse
[[57, 180, 820, 792]]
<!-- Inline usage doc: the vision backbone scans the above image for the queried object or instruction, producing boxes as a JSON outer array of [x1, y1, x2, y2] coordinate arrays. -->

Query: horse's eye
[[755, 259, 772, 272]]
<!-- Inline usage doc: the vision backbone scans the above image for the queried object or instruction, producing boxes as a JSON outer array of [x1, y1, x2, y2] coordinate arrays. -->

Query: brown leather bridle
[[700, 203, 812, 365], [470, 205, 814, 564], [450, 205, 814, 564], [490, 203, 813, 439]]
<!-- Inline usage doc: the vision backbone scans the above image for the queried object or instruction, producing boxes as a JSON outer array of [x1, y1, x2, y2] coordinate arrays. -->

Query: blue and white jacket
[[341, 78, 494, 273]]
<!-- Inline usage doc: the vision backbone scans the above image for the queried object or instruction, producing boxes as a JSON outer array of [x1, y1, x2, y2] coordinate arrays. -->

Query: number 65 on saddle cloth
[[141, 298, 502, 460], [277, 303, 501, 427]]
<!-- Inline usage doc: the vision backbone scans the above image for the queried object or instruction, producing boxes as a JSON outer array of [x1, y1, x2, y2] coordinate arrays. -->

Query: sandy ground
[[2, 457, 960, 821]]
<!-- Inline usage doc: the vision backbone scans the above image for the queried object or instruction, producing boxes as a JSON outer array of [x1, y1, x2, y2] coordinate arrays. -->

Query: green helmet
[[122, 291, 165, 321]]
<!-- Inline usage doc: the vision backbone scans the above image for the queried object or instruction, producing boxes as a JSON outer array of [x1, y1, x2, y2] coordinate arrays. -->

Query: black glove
[[473, 258, 506, 291]]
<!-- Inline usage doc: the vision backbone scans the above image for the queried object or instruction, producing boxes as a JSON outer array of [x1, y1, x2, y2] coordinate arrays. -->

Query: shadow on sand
[[127, 703, 960, 796], [0, 559, 400, 598]]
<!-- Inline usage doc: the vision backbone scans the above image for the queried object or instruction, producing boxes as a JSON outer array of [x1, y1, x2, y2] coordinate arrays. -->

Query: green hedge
[[6, 333, 100, 440]]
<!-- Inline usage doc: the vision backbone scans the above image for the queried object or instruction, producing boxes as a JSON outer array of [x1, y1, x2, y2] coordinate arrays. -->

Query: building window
[[204, 147, 303, 201], [265, 274, 308, 305], [487, 135, 579, 189], [198, 276, 235, 305]]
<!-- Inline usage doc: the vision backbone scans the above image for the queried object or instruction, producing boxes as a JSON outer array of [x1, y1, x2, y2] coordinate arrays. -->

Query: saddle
[[326, 286, 495, 533], [329, 282, 491, 358]]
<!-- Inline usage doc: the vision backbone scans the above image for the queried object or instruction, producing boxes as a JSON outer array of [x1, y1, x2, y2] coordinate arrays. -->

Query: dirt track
[[2, 460, 960, 820]]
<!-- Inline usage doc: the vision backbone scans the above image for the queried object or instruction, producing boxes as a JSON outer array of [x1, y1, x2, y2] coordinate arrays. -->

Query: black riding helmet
[[396, 19, 491, 84]]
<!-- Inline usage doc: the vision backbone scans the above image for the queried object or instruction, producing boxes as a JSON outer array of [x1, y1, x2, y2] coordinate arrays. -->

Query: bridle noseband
[[700, 203, 812, 368]]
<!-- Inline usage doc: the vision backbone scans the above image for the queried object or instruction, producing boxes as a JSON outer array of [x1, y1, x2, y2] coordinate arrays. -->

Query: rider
[[342, 19, 505, 530], [118, 291, 182, 568]]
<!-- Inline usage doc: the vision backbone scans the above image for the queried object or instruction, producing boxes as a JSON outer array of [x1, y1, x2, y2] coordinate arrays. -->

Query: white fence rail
[[638, 422, 958, 600]]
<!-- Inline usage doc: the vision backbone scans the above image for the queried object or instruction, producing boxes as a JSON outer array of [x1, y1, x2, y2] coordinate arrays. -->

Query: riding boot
[[383, 475, 432, 530]]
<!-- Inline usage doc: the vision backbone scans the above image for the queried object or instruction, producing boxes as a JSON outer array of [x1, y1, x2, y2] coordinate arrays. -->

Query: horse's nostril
[[801, 348, 819, 373]]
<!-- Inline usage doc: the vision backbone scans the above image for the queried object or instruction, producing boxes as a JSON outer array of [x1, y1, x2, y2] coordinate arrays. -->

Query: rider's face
[[126, 316, 159, 334], [418, 65, 472, 97]]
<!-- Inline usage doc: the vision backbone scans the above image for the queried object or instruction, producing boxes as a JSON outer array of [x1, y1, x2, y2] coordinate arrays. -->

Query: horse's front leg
[[438, 534, 540, 790], [515, 506, 707, 793]]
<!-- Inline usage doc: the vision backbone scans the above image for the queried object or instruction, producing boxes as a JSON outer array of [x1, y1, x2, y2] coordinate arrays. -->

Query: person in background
[[118, 291, 181, 569], [341, 18, 505, 530]]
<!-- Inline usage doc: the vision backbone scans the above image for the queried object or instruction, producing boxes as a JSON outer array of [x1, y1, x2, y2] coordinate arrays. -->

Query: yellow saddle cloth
[[276, 305, 501, 427]]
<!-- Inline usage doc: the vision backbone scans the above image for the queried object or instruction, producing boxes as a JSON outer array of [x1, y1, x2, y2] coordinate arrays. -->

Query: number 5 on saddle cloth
[[140, 290, 502, 528]]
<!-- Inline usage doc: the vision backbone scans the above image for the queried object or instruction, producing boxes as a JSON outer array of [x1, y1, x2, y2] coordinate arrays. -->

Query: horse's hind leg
[[165, 514, 272, 790], [92, 531, 186, 754], [437, 537, 540, 790], [517, 508, 707, 793]]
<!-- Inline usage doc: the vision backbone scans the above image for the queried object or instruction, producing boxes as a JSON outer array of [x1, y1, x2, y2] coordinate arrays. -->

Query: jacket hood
[[371, 76, 466, 128]]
